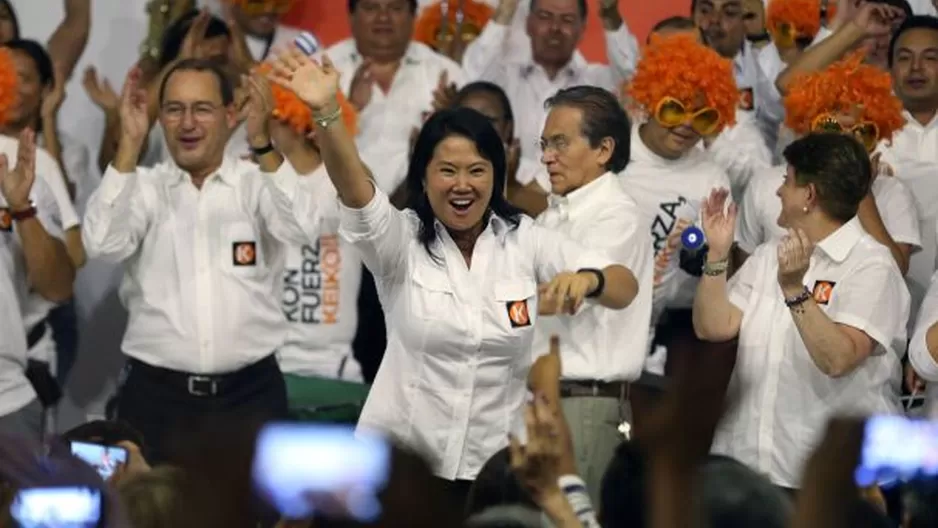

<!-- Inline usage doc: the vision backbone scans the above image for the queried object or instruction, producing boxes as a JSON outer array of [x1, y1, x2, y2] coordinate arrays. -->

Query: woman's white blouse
[[339, 188, 613, 480]]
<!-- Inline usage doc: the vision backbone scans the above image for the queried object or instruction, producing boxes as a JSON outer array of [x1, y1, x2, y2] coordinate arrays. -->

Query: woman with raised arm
[[269, 48, 640, 502]]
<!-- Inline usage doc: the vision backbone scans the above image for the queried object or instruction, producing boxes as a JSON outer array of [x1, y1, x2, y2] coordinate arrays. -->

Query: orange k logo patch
[[232, 241, 257, 266], [812, 280, 836, 305], [506, 300, 531, 328], [0, 208, 10, 232]]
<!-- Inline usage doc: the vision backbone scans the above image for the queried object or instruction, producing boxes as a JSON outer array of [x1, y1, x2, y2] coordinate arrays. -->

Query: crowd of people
[[1, 0, 938, 526]]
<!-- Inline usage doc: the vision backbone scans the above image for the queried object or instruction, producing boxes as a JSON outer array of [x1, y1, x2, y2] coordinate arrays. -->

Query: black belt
[[26, 319, 47, 349], [127, 355, 278, 398], [560, 380, 629, 399]]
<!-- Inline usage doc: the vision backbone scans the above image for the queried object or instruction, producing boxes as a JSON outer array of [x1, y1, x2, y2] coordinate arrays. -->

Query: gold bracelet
[[703, 258, 729, 276], [314, 104, 342, 128]]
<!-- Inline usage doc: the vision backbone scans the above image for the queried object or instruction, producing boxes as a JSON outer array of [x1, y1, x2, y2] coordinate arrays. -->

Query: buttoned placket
[[194, 177, 217, 373]]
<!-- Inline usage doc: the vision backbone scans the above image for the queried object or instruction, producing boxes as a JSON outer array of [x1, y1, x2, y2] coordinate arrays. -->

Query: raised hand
[[776, 228, 813, 293], [509, 392, 564, 499], [0, 129, 37, 210], [238, 72, 275, 146], [700, 188, 736, 261], [431, 70, 458, 112], [539, 271, 598, 315], [118, 66, 151, 146], [269, 47, 341, 112], [852, 2, 904, 37], [40, 73, 66, 121], [179, 11, 211, 60], [82, 66, 120, 112], [348, 59, 374, 111]]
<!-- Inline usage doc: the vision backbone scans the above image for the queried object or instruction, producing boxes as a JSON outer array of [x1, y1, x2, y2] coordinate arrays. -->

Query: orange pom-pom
[[626, 33, 738, 133], [413, 0, 494, 47], [257, 63, 358, 137], [766, 0, 822, 42], [783, 52, 905, 142], [0, 48, 18, 126]]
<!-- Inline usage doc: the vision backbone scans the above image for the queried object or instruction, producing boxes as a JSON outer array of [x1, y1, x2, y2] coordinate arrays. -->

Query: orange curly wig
[[256, 63, 358, 137], [413, 0, 494, 48], [626, 33, 738, 132], [766, 0, 821, 42], [0, 48, 17, 126], [783, 53, 905, 142]]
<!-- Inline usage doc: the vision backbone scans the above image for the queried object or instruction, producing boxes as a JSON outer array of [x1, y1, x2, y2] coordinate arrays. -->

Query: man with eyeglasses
[[82, 59, 320, 464]]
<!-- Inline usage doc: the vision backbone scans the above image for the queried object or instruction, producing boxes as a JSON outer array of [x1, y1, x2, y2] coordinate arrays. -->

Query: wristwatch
[[10, 202, 36, 222], [577, 268, 605, 298], [250, 143, 275, 157]]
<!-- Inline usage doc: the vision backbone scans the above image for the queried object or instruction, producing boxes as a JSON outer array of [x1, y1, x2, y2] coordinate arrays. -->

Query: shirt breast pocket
[[410, 269, 456, 321], [223, 221, 263, 278], [493, 279, 537, 334]]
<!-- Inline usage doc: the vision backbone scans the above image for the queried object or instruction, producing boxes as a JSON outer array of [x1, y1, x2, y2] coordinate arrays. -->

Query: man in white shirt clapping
[[533, 85, 653, 502], [82, 59, 319, 463]]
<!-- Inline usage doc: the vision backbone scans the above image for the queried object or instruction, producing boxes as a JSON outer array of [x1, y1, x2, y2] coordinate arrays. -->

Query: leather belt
[[559, 380, 628, 399], [127, 355, 279, 398]]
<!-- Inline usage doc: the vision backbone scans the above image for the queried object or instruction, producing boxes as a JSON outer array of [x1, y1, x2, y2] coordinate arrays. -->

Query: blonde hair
[[117, 467, 187, 528]]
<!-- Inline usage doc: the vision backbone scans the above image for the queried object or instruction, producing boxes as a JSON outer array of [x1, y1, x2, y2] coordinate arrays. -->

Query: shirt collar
[[433, 212, 511, 245], [901, 109, 938, 130], [815, 216, 863, 263], [347, 41, 422, 67], [547, 172, 617, 219], [164, 156, 238, 187], [520, 51, 587, 81]]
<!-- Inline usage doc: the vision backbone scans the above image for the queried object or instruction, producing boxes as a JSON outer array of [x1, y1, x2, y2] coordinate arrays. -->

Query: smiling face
[[527, 0, 584, 70], [776, 164, 810, 229], [6, 49, 45, 128], [891, 27, 938, 111], [424, 135, 495, 234], [159, 69, 236, 176], [694, 0, 745, 59]]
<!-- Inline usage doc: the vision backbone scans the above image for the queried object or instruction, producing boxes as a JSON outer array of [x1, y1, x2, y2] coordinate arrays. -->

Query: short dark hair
[[453, 81, 515, 124], [903, 480, 938, 528], [348, 0, 418, 14], [530, 0, 588, 20], [782, 132, 872, 223], [159, 10, 231, 68], [406, 107, 523, 260], [0, 0, 21, 41], [465, 448, 536, 518], [888, 15, 938, 67], [599, 441, 646, 528], [3, 39, 53, 88], [545, 85, 631, 173], [651, 15, 697, 38], [158, 58, 235, 106], [697, 455, 793, 528]]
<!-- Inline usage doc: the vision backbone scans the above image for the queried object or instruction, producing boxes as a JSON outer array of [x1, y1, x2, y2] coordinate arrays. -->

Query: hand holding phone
[[70, 441, 128, 481]]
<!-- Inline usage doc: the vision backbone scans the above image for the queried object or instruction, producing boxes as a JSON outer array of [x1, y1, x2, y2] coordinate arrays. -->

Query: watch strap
[[10, 205, 36, 221], [578, 268, 605, 298], [784, 287, 812, 308], [251, 143, 275, 157]]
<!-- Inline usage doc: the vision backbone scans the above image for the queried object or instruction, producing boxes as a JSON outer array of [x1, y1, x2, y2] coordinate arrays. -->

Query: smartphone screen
[[855, 415, 938, 487], [10, 487, 101, 528], [252, 423, 390, 522], [70, 441, 128, 481]]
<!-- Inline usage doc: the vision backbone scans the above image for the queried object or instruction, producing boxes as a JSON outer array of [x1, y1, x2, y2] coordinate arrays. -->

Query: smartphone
[[252, 423, 390, 522], [70, 441, 128, 481], [10, 487, 101, 528], [855, 415, 938, 487]]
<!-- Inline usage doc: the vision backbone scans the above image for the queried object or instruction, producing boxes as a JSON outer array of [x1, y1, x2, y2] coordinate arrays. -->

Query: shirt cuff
[[337, 183, 388, 241], [910, 332, 938, 381], [477, 20, 510, 45], [100, 165, 138, 206], [558, 475, 598, 525]]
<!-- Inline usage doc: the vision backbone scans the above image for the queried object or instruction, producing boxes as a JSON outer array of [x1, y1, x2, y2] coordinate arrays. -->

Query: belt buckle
[[187, 375, 217, 397]]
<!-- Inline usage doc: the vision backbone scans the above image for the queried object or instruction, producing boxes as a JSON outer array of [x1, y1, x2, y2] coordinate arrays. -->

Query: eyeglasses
[[653, 96, 721, 136], [810, 113, 880, 152], [538, 136, 570, 155], [161, 103, 220, 124], [240, 0, 295, 16]]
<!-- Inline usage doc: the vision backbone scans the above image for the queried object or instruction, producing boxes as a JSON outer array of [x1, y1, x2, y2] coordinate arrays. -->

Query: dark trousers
[[115, 355, 288, 465]]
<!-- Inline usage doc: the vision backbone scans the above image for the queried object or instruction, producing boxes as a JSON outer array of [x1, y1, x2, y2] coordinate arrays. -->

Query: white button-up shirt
[[0, 179, 60, 417], [342, 188, 613, 480], [533, 173, 653, 382], [82, 157, 319, 374], [737, 165, 922, 255], [908, 267, 938, 419], [716, 218, 909, 488], [619, 125, 733, 317], [320, 40, 465, 193], [462, 21, 639, 162], [699, 109, 773, 198], [0, 136, 81, 367], [278, 165, 364, 381]]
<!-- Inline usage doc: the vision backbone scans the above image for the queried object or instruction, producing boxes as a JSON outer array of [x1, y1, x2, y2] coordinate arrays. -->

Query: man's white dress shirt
[[341, 188, 613, 480], [908, 266, 938, 419], [82, 157, 319, 374], [0, 178, 60, 418], [461, 21, 639, 163], [279, 165, 364, 382], [319, 40, 465, 194], [533, 173, 653, 382], [737, 165, 922, 256], [0, 136, 81, 370], [715, 218, 909, 488], [699, 109, 773, 199]]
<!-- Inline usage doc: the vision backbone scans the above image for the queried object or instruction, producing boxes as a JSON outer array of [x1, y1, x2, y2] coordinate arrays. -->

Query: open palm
[[0, 129, 37, 209], [269, 47, 340, 111], [700, 188, 737, 259]]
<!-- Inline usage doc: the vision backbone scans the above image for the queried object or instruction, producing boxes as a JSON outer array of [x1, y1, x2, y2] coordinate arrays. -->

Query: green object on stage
[[284, 374, 371, 424]]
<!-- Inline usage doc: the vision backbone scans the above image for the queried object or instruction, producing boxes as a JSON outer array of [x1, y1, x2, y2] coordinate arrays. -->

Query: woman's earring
[[802, 206, 809, 213]]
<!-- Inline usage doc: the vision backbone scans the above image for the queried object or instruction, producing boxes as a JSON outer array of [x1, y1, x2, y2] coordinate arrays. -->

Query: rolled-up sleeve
[[910, 270, 938, 381], [338, 187, 411, 281], [461, 21, 510, 81], [81, 165, 149, 262], [257, 160, 321, 246], [604, 23, 640, 84]]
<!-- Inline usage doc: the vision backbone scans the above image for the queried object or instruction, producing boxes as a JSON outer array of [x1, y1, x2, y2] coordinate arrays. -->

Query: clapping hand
[[269, 46, 341, 112], [700, 188, 736, 261], [0, 129, 37, 211], [238, 73, 275, 145], [852, 1, 904, 37], [118, 66, 151, 146], [431, 70, 458, 112], [539, 271, 598, 315], [82, 66, 120, 113], [777, 228, 813, 293]]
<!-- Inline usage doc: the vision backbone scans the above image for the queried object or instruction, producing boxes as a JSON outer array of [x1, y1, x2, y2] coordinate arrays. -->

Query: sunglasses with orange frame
[[653, 97, 722, 136], [810, 113, 880, 152]]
